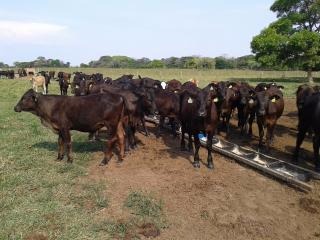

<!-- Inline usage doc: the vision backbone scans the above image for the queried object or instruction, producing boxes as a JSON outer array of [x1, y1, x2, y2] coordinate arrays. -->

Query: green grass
[[93, 191, 166, 239], [0, 79, 168, 240]]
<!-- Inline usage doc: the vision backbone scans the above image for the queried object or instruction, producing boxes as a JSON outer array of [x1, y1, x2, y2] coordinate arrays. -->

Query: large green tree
[[251, 0, 320, 83]]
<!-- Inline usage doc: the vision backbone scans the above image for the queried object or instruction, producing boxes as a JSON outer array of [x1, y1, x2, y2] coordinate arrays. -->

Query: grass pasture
[[1, 69, 320, 239], [0, 80, 165, 239]]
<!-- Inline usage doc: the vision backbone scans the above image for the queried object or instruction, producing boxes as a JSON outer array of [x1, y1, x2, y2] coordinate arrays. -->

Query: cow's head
[[221, 82, 240, 116], [197, 83, 219, 117], [14, 89, 40, 113]]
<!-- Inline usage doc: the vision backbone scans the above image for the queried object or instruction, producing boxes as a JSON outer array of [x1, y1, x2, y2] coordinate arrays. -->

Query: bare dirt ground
[[86, 98, 320, 240]]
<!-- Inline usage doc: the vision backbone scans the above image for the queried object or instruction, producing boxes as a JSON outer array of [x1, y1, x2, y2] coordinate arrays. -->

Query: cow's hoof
[[193, 162, 200, 168], [117, 159, 123, 164], [99, 158, 108, 166], [207, 163, 214, 169], [67, 158, 73, 164], [56, 154, 64, 161]]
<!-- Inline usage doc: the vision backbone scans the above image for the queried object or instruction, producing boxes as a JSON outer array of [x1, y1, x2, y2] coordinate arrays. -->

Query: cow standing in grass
[[14, 89, 126, 165]]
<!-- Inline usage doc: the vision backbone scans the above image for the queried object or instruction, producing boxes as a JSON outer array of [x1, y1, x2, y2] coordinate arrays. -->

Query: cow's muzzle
[[14, 105, 21, 112], [257, 110, 266, 116]]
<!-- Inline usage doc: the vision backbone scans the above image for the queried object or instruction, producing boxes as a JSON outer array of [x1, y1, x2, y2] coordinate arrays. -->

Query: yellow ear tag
[[213, 97, 219, 102], [271, 98, 276, 103], [228, 85, 233, 89], [249, 99, 254, 104], [210, 86, 214, 90], [264, 87, 267, 90], [187, 97, 193, 103]]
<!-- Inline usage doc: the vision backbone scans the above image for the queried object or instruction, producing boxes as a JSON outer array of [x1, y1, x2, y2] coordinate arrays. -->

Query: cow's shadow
[[33, 140, 105, 153]]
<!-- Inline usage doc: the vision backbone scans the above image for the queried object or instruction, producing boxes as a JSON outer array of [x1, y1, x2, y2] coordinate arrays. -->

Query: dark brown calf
[[14, 89, 126, 165], [179, 83, 219, 169], [255, 85, 284, 151], [166, 79, 182, 93], [152, 87, 180, 137]]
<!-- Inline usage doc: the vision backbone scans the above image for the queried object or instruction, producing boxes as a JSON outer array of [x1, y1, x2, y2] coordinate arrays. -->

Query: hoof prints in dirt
[[138, 223, 160, 238], [299, 197, 320, 214]]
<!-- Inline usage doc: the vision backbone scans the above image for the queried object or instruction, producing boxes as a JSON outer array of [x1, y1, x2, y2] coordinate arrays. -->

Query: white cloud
[[0, 20, 68, 44]]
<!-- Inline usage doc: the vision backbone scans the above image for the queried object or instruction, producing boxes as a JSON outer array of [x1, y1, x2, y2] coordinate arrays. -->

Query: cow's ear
[[33, 92, 40, 102], [278, 85, 284, 90]]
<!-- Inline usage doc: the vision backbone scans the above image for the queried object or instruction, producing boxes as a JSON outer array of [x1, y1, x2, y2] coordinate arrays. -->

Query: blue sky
[[0, 0, 276, 66]]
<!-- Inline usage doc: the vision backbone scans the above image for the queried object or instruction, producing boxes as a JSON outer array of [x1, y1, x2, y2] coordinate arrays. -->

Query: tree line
[[251, 0, 320, 82], [0, 55, 266, 70], [1, 55, 262, 70], [12, 56, 70, 68]]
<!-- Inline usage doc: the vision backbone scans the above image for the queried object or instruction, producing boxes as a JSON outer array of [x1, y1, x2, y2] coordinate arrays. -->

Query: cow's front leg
[[193, 133, 200, 168], [206, 132, 214, 169], [57, 133, 64, 160], [101, 129, 116, 166]]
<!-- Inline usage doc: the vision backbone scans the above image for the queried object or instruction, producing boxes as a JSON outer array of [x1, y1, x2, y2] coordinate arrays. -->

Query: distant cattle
[[0, 70, 14, 79], [14, 89, 126, 165], [18, 68, 27, 77], [38, 71, 51, 94], [25, 68, 36, 76], [48, 71, 55, 79], [31, 75, 46, 94], [58, 72, 71, 95]]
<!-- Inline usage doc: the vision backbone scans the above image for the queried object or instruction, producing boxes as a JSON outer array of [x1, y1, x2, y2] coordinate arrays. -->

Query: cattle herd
[[11, 70, 320, 172]]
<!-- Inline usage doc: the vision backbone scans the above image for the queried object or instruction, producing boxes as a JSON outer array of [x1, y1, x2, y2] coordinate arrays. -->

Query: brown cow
[[255, 85, 284, 151], [152, 87, 180, 137], [165, 79, 182, 93], [58, 72, 72, 95], [14, 89, 126, 165]]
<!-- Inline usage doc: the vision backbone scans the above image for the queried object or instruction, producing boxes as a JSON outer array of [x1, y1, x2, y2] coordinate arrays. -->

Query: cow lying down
[[14, 89, 126, 165]]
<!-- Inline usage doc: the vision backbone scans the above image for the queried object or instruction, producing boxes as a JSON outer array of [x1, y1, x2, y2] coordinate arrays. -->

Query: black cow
[[179, 83, 219, 169], [255, 85, 284, 151], [293, 92, 320, 172]]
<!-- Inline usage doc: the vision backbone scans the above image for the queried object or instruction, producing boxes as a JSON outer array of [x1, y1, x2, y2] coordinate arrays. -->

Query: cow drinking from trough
[[14, 89, 126, 165]]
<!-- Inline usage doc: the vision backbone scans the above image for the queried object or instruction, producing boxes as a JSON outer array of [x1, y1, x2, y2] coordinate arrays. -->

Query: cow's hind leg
[[206, 132, 214, 169], [116, 122, 125, 163], [313, 134, 320, 172], [141, 118, 149, 136], [257, 118, 264, 151], [156, 116, 164, 138], [57, 133, 64, 160], [61, 130, 73, 163], [180, 122, 186, 151], [293, 124, 308, 162], [193, 133, 200, 168], [100, 126, 120, 165]]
